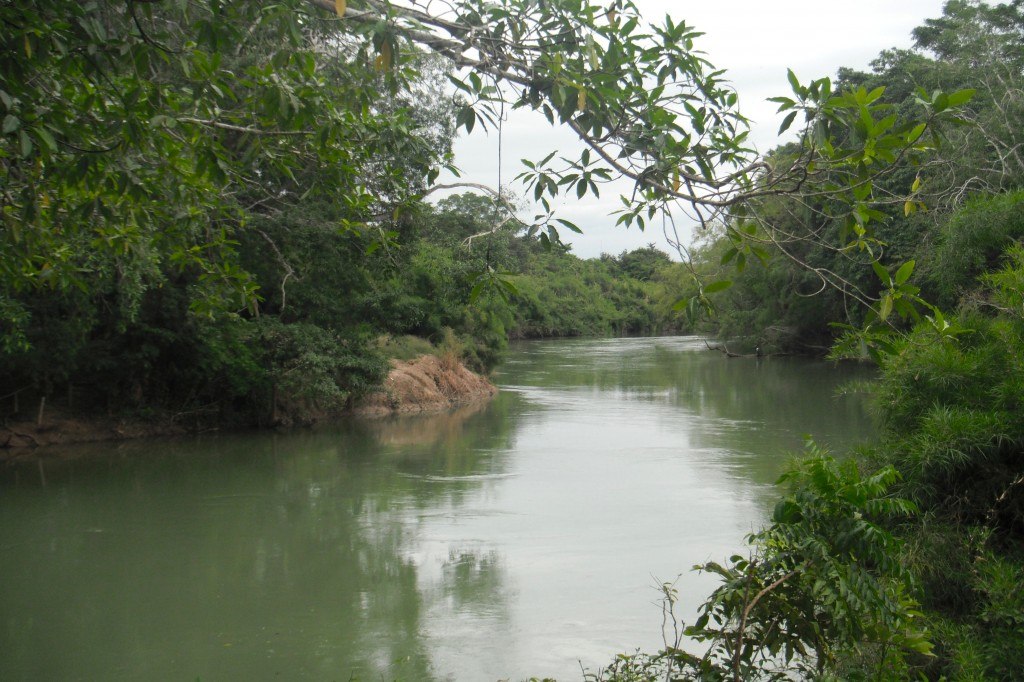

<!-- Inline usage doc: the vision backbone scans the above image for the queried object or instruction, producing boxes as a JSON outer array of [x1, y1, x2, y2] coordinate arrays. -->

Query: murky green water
[[0, 337, 874, 681]]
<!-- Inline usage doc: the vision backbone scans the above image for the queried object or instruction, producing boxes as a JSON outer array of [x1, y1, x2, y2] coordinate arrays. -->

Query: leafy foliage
[[0, 0, 982, 415], [667, 0, 1024, 355], [254, 317, 388, 423], [681, 446, 926, 680], [921, 191, 1024, 310], [586, 446, 927, 682]]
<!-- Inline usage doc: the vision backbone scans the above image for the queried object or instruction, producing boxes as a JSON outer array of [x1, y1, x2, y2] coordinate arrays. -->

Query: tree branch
[[177, 117, 310, 136]]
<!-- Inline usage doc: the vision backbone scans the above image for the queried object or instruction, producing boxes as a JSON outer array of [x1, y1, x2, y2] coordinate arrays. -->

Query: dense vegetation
[[0, 178, 674, 425], [4, 0, 1024, 679], [0, 1, 674, 426], [668, 1, 1024, 356]]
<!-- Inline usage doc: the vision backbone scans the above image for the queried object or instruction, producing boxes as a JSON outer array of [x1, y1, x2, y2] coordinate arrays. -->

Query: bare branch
[[177, 118, 310, 136]]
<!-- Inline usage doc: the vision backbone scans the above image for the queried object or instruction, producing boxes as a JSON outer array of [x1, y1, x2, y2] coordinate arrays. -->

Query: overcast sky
[[439, 0, 950, 259]]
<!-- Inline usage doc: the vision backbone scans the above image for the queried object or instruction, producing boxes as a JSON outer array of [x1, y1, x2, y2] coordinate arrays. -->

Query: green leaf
[[469, 279, 486, 302], [871, 260, 890, 285], [786, 68, 800, 94], [496, 274, 519, 296], [768, 96, 795, 111], [946, 88, 975, 108], [34, 127, 57, 152], [555, 218, 583, 234], [778, 111, 797, 135], [750, 246, 770, 264], [447, 75, 471, 93], [703, 279, 732, 294], [893, 260, 915, 286], [18, 129, 32, 157], [878, 294, 893, 321]]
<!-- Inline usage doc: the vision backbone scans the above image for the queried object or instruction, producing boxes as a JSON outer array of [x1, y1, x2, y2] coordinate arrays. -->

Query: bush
[[254, 318, 388, 423], [922, 191, 1024, 310]]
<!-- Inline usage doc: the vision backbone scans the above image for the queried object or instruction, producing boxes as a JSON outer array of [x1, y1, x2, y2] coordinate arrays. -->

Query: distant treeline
[[0, 184, 685, 426]]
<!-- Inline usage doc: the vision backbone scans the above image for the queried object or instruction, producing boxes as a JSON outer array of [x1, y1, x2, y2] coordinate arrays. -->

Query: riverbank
[[0, 336, 877, 681], [352, 354, 498, 417], [0, 410, 188, 452], [0, 354, 497, 454]]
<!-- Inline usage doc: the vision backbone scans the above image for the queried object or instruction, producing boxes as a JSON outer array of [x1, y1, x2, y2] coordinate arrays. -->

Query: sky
[[438, 0, 950, 259]]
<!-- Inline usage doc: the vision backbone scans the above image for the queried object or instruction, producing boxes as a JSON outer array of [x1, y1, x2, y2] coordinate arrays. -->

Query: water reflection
[[500, 336, 873, 489], [1, 337, 874, 681], [1, 405, 517, 682]]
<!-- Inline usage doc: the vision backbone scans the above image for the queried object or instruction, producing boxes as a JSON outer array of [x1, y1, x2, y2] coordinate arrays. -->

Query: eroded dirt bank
[[352, 354, 498, 416], [0, 411, 187, 452], [1, 355, 497, 454]]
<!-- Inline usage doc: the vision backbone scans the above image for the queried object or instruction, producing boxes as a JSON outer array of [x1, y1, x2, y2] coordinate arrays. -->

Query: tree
[[612, 245, 673, 282], [0, 0, 453, 340], [669, 1, 1024, 354], [314, 0, 973, 321], [3, 0, 974, 342], [0, 0, 459, 416], [1, 0, 982, 412]]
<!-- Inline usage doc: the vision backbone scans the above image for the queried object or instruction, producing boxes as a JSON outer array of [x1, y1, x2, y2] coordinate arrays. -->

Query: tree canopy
[[2, 0, 975, 336]]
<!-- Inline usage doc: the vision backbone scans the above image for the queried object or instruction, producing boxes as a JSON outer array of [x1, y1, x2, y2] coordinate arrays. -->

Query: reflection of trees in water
[[442, 549, 504, 604], [0, 401, 521, 682], [502, 337, 875, 490], [0, 339, 875, 680], [662, 354, 874, 493], [505, 339, 870, 417], [358, 400, 496, 449]]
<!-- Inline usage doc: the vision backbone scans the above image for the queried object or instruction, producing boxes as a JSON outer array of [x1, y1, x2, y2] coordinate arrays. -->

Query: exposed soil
[[0, 410, 187, 455], [351, 354, 498, 417], [0, 355, 497, 455]]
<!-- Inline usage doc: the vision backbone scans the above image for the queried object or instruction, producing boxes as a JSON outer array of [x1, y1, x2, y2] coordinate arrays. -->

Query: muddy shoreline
[[1, 355, 497, 457]]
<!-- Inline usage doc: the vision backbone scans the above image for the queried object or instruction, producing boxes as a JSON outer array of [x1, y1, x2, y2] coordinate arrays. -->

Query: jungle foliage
[[4, 0, 1024, 679], [668, 0, 1024, 356], [0, 1, 672, 425], [0, 177, 671, 424]]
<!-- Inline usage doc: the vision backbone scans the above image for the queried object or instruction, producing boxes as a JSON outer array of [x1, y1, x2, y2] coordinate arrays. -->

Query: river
[[0, 336, 874, 681]]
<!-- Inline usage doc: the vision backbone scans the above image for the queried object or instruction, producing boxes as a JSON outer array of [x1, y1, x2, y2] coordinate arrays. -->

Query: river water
[[0, 336, 874, 681]]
